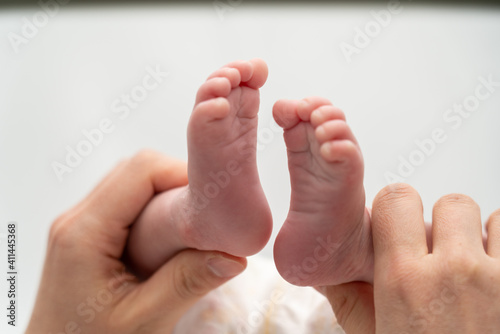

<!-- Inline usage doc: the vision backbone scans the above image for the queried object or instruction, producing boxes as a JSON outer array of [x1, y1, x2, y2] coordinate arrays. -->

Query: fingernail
[[207, 256, 245, 278]]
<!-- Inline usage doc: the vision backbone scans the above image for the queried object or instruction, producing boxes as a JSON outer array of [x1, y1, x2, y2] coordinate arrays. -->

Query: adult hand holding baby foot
[[324, 183, 500, 333], [25, 58, 500, 333], [26, 151, 246, 334]]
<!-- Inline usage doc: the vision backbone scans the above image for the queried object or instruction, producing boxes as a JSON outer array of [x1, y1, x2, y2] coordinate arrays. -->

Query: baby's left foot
[[127, 59, 273, 276], [179, 59, 273, 257], [273, 97, 373, 287]]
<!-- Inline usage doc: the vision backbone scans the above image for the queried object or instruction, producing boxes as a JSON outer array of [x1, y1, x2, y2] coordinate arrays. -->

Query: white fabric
[[174, 256, 345, 334]]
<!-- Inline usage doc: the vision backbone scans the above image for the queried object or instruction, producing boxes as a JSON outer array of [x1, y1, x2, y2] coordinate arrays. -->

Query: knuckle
[[444, 251, 482, 283], [105, 313, 129, 334], [173, 264, 209, 299], [330, 290, 356, 326], [129, 149, 159, 169], [327, 283, 372, 327], [48, 211, 79, 249], [382, 258, 419, 290]]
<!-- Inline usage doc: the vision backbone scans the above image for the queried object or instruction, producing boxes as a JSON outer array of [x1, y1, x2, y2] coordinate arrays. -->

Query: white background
[[1, 2, 500, 332]]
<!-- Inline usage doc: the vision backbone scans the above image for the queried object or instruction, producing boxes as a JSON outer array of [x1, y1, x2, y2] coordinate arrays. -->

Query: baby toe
[[195, 77, 232, 104], [296, 96, 333, 122], [207, 67, 242, 88], [315, 120, 357, 145], [311, 105, 346, 128]]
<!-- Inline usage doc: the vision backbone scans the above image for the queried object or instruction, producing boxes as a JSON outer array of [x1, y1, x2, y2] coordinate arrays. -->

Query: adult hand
[[26, 150, 246, 334], [324, 183, 500, 333]]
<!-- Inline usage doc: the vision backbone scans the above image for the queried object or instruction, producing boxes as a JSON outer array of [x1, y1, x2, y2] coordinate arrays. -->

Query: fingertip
[[372, 183, 422, 233], [372, 183, 420, 210], [371, 183, 427, 261], [433, 193, 479, 215], [431, 193, 483, 254]]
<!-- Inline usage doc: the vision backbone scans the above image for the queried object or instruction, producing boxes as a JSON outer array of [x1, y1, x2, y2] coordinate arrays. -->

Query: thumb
[[128, 250, 246, 332], [323, 282, 375, 334]]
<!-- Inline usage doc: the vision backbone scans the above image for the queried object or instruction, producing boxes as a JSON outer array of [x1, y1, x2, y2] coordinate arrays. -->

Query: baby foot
[[177, 59, 273, 256], [126, 60, 272, 277], [273, 97, 373, 287]]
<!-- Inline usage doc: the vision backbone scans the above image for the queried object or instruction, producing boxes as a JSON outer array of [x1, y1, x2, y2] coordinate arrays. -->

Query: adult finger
[[119, 250, 246, 333], [371, 184, 428, 266], [81, 150, 187, 229], [323, 282, 375, 334], [486, 209, 500, 257], [57, 150, 188, 259], [432, 194, 484, 255]]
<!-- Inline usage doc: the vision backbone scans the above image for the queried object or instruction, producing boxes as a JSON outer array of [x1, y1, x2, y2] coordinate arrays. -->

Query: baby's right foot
[[273, 97, 373, 287]]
